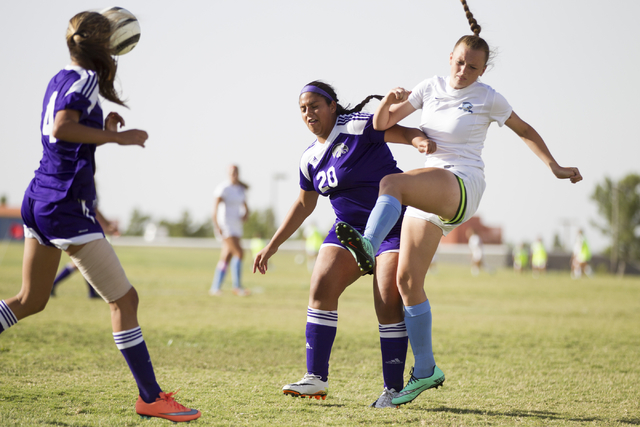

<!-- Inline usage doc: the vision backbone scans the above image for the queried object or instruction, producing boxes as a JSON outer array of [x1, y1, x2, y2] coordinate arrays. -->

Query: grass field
[[0, 241, 638, 426]]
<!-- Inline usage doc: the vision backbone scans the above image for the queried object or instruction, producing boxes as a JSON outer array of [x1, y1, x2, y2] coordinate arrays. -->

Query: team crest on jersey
[[332, 143, 349, 158], [458, 102, 474, 113]]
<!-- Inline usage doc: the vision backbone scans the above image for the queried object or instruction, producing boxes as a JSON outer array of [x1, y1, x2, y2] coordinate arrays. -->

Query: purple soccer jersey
[[21, 66, 106, 249], [299, 112, 404, 242], [25, 65, 103, 203]]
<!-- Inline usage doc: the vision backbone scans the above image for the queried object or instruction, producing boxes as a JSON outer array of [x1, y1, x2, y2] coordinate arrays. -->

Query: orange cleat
[[135, 391, 201, 423], [232, 288, 251, 297]]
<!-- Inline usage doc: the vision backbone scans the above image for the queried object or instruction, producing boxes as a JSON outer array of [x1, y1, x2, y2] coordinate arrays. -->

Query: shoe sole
[[138, 413, 201, 422], [370, 400, 398, 409], [335, 222, 375, 273], [283, 390, 327, 400], [392, 377, 445, 406]]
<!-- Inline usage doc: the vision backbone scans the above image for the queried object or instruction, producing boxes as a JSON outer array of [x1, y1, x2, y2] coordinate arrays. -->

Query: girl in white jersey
[[209, 164, 251, 296], [336, 0, 582, 406], [0, 11, 200, 422]]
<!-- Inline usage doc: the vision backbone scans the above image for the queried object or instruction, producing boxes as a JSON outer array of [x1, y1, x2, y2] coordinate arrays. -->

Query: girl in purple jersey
[[253, 81, 432, 407], [0, 11, 200, 423], [336, 0, 582, 407]]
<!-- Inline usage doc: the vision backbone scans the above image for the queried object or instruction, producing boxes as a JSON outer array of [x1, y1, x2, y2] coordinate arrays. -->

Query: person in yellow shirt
[[531, 237, 548, 277]]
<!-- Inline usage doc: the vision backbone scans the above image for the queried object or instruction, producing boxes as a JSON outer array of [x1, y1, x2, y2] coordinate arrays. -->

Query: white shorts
[[219, 219, 243, 238], [405, 165, 485, 236]]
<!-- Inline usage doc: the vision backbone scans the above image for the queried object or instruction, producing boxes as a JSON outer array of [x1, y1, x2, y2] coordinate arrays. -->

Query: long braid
[[342, 94, 383, 115], [304, 81, 382, 116], [455, 0, 492, 66], [460, 0, 481, 36]]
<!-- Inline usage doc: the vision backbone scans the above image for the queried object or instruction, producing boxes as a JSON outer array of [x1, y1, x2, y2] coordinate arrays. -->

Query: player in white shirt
[[336, 0, 582, 406], [210, 165, 250, 296], [466, 228, 483, 276]]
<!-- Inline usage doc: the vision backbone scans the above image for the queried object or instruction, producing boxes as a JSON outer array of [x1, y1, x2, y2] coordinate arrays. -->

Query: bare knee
[[374, 300, 404, 324], [308, 277, 342, 310], [379, 174, 398, 195], [373, 283, 404, 323], [110, 287, 139, 316], [14, 291, 49, 318], [396, 269, 418, 300]]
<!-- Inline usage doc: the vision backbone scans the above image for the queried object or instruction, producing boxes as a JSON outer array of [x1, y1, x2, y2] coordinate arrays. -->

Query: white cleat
[[370, 387, 399, 408], [282, 373, 328, 400]]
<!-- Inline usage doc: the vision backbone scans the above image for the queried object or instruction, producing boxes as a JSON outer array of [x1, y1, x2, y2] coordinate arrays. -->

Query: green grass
[[0, 241, 639, 426]]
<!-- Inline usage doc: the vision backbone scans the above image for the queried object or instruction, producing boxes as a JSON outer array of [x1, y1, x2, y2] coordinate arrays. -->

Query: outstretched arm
[[253, 189, 319, 274], [373, 87, 417, 131], [505, 111, 582, 183], [52, 109, 147, 147]]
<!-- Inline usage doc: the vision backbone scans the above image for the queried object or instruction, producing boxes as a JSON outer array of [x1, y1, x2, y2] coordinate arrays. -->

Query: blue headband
[[300, 85, 334, 102]]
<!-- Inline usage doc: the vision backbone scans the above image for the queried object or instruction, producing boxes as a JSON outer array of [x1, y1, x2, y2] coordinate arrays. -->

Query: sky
[[1, 0, 639, 253]]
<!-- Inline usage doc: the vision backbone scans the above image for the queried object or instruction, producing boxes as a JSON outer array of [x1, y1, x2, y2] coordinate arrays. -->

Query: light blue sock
[[231, 257, 242, 289], [364, 195, 402, 253], [404, 300, 436, 378], [210, 261, 227, 292]]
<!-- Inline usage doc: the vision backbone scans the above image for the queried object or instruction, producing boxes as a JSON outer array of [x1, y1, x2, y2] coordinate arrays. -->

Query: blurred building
[[0, 203, 24, 241], [434, 216, 507, 270], [441, 216, 502, 245]]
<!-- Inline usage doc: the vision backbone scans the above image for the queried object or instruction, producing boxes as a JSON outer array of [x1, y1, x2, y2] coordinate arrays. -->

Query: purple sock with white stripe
[[113, 327, 162, 403], [379, 321, 408, 392], [0, 300, 18, 334], [305, 307, 338, 382]]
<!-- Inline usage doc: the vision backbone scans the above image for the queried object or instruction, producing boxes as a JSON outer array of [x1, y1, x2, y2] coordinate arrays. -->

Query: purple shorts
[[323, 217, 402, 256], [21, 196, 104, 250]]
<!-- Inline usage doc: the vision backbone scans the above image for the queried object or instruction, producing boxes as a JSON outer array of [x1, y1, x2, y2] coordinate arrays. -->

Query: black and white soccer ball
[[100, 7, 140, 56]]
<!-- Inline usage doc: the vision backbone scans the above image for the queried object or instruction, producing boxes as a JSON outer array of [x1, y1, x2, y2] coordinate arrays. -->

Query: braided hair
[[455, 0, 492, 66], [66, 12, 126, 106], [303, 81, 382, 116]]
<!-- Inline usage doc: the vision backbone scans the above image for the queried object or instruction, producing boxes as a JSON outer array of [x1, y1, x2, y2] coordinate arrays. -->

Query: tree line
[[120, 173, 640, 274], [124, 208, 280, 240]]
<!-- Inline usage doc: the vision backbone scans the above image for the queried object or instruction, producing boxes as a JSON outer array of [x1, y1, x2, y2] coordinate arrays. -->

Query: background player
[[253, 81, 432, 407], [571, 229, 592, 278], [336, 0, 582, 406], [466, 228, 483, 276], [0, 11, 200, 422], [209, 164, 251, 296], [531, 237, 548, 277]]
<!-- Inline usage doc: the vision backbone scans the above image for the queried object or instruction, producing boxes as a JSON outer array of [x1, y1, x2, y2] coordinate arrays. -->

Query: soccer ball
[[100, 7, 140, 56]]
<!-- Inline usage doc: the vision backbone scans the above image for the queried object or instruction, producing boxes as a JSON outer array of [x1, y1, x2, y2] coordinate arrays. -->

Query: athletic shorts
[[21, 196, 104, 250], [219, 219, 243, 238], [405, 165, 485, 236], [321, 217, 402, 256]]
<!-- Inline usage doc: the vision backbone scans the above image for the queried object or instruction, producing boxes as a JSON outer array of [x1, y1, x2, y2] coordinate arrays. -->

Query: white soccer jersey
[[214, 181, 246, 235], [408, 76, 512, 170]]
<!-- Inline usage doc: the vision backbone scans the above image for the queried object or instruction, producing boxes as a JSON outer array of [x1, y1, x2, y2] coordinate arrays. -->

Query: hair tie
[[300, 85, 334, 102]]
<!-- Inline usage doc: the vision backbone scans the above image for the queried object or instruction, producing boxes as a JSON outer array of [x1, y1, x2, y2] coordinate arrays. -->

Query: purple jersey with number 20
[[25, 65, 103, 203], [299, 112, 403, 233]]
